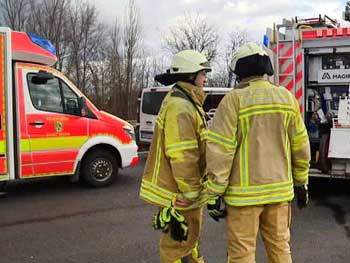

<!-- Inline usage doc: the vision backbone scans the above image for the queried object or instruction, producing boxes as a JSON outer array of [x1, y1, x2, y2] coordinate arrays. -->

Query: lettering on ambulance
[[0, 33, 7, 177], [23, 67, 88, 177]]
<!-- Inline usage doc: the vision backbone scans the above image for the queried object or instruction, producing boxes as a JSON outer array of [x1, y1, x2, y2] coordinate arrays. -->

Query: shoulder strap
[[173, 85, 208, 128]]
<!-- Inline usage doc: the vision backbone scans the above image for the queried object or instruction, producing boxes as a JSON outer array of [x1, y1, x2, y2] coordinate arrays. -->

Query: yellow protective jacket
[[140, 81, 208, 210], [206, 77, 310, 206]]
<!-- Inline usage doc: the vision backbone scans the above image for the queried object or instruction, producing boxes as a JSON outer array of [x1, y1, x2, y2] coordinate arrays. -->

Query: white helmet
[[169, 50, 211, 74], [230, 42, 273, 78], [155, 49, 212, 85]]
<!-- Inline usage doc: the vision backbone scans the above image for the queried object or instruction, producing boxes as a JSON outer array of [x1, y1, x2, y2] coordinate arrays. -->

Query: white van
[[138, 86, 232, 144]]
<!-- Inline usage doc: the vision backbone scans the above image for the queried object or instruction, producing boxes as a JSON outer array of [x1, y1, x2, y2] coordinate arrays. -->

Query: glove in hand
[[207, 195, 227, 221], [294, 185, 308, 209], [152, 207, 188, 242]]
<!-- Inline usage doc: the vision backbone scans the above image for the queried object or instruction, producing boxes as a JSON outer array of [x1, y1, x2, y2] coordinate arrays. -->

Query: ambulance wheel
[[81, 149, 119, 187]]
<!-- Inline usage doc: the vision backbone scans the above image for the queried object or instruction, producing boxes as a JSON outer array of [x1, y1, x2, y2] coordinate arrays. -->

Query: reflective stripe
[[183, 191, 200, 200], [207, 130, 237, 149], [293, 170, 309, 181], [4, 137, 88, 153], [21, 140, 31, 152], [239, 118, 249, 187], [140, 190, 171, 207], [30, 136, 88, 151], [167, 145, 198, 155], [166, 140, 197, 150], [206, 179, 227, 194], [140, 180, 207, 210], [239, 103, 295, 114], [244, 118, 250, 186], [152, 135, 162, 184], [239, 104, 295, 119], [142, 180, 174, 199], [226, 181, 293, 195], [0, 175, 9, 181], [0, 141, 5, 153], [225, 190, 294, 206], [294, 159, 310, 166], [284, 113, 292, 180]]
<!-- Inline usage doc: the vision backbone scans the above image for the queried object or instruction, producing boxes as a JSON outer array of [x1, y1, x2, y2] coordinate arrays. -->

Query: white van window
[[142, 91, 168, 115]]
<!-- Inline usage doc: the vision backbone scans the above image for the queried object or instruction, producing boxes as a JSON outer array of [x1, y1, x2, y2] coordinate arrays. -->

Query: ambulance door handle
[[29, 121, 45, 127], [146, 121, 152, 124]]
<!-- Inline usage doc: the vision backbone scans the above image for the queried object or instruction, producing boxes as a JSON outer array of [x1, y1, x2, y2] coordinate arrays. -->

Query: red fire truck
[[0, 27, 138, 188], [266, 15, 350, 179]]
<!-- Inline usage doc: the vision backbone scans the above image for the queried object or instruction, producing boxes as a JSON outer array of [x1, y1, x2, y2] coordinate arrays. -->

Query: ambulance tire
[[81, 149, 119, 187]]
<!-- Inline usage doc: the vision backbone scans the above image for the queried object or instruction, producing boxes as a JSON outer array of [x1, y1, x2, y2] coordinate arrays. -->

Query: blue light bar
[[263, 35, 269, 47], [28, 33, 56, 56]]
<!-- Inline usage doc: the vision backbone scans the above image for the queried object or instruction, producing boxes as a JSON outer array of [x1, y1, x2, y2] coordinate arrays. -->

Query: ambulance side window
[[61, 82, 79, 115], [28, 74, 80, 116], [27, 74, 63, 113]]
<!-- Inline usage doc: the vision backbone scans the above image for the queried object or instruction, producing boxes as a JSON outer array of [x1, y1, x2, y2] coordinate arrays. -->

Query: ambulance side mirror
[[66, 99, 80, 115], [78, 97, 97, 119], [31, 70, 55, 84]]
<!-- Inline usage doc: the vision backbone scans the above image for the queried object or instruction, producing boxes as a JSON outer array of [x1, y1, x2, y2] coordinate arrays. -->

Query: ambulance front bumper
[[119, 142, 139, 168]]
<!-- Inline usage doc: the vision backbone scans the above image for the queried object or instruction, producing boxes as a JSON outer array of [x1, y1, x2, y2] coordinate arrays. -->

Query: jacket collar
[[240, 75, 265, 84], [176, 81, 206, 106]]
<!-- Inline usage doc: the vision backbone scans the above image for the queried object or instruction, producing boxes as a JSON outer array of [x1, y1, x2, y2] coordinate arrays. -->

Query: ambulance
[[0, 27, 138, 188]]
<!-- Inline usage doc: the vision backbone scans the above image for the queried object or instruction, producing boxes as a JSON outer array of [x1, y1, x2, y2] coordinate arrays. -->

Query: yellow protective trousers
[[160, 208, 204, 263], [226, 202, 292, 263]]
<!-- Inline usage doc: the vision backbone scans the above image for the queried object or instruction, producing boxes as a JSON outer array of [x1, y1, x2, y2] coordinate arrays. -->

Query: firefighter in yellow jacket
[[205, 42, 311, 263], [140, 50, 211, 263]]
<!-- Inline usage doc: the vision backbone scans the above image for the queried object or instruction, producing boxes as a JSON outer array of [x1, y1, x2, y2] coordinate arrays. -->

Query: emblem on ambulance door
[[55, 121, 63, 132]]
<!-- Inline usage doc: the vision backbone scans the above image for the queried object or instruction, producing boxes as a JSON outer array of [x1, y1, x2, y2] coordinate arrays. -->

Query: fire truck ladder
[[275, 23, 297, 94]]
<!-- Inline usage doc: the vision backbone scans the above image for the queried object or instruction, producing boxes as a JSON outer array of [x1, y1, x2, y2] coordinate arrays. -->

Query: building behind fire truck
[[266, 15, 350, 178], [0, 27, 138, 188]]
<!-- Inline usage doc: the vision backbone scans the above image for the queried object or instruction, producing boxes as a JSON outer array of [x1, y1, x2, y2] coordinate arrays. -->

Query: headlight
[[123, 125, 135, 141]]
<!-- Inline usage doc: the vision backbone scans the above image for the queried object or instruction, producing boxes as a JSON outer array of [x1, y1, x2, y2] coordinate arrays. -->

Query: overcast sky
[[88, 0, 348, 52]]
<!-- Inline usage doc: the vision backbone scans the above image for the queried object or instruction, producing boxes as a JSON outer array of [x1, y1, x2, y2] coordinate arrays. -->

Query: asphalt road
[[0, 155, 350, 263]]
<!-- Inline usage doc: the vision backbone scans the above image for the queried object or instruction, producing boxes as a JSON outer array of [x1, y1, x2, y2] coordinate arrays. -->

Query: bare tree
[[224, 29, 249, 87], [123, 0, 142, 119], [106, 19, 124, 115], [163, 13, 219, 61], [0, 0, 28, 30], [25, 0, 71, 71], [64, 2, 106, 94]]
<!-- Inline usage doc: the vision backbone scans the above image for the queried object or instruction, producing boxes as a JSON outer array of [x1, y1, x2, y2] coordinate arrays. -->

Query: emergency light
[[263, 35, 269, 47], [28, 33, 56, 56]]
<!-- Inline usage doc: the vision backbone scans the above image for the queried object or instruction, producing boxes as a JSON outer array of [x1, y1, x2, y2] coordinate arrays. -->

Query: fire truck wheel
[[81, 150, 119, 187]]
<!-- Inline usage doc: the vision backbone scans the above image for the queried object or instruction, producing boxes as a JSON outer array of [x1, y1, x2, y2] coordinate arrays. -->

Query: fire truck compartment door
[[328, 128, 350, 158]]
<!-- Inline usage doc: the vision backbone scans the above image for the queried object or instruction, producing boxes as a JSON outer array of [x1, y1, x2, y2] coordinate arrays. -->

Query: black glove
[[152, 207, 188, 242], [207, 195, 227, 221], [294, 185, 308, 209]]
